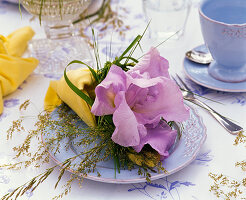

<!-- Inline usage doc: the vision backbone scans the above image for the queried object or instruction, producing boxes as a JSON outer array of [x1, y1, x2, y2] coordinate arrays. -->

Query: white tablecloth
[[0, 0, 245, 200]]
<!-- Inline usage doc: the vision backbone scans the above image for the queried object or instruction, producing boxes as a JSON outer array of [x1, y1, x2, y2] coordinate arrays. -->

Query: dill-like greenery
[[1, 102, 171, 200], [0, 23, 178, 200], [209, 131, 246, 199], [0, 34, 180, 198]]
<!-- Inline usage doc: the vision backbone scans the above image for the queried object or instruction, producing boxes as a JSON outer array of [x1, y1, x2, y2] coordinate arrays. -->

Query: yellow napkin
[[5, 26, 35, 57], [0, 36, 8, 54], [0, 26, 39, 114], [44, 68, 96, 127]]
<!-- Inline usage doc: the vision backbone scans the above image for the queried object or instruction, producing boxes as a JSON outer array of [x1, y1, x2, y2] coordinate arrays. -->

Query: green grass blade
[[64, 66, 94, 107], [125, 22, 150, 64], [67, 60, 99, 83], [119, 56, 139, 64], [18, 0, 22, 18], [116, 35, 141, 65]]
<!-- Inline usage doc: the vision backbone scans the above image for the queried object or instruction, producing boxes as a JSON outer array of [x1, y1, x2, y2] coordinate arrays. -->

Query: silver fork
[[172, 74, 243, 135]]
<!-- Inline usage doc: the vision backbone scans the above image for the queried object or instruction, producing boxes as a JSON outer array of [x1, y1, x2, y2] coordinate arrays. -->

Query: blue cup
[[199, 0, 246, 83]]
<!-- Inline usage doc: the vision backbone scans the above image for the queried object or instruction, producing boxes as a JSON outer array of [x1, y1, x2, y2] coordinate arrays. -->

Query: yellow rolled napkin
[[0, 26, 39, 114], [0, 35, 8, 54], [5, 26, 35, 57], [44, 68, 96, 127]]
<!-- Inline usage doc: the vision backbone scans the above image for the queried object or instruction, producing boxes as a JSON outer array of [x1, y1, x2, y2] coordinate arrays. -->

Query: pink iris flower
[[91, 48, 189, 159]]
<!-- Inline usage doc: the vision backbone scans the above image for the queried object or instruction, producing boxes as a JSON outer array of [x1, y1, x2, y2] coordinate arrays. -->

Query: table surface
[[0, 1, 246, 200]]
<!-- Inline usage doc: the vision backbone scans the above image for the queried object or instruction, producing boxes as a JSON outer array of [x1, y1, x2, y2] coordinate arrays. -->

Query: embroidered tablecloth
[[0, 1, 245, 199]]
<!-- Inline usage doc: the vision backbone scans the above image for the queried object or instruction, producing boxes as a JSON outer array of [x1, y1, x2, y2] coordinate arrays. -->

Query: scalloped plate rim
[[41, 104, 207, 184]]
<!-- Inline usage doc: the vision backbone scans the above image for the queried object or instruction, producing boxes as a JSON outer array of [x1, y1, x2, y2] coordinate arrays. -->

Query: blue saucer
[[183, 45, 246, 92]]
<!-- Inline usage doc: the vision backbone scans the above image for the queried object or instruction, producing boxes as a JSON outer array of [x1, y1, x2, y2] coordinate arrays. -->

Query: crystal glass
[[21, 0, 93, 75], [143, 0, 191, 41]]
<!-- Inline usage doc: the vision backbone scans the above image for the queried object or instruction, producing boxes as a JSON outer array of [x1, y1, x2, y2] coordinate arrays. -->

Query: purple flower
[[134, 120, 177, 159], [91, 48, 189, 157], [128, 47, 170, 79]]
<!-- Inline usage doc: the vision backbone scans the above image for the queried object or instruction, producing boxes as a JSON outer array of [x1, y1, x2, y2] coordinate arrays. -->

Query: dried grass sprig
[[209, 131, 246, 199], [1, 102, 168, 200], [76, 0, 130, 46]]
